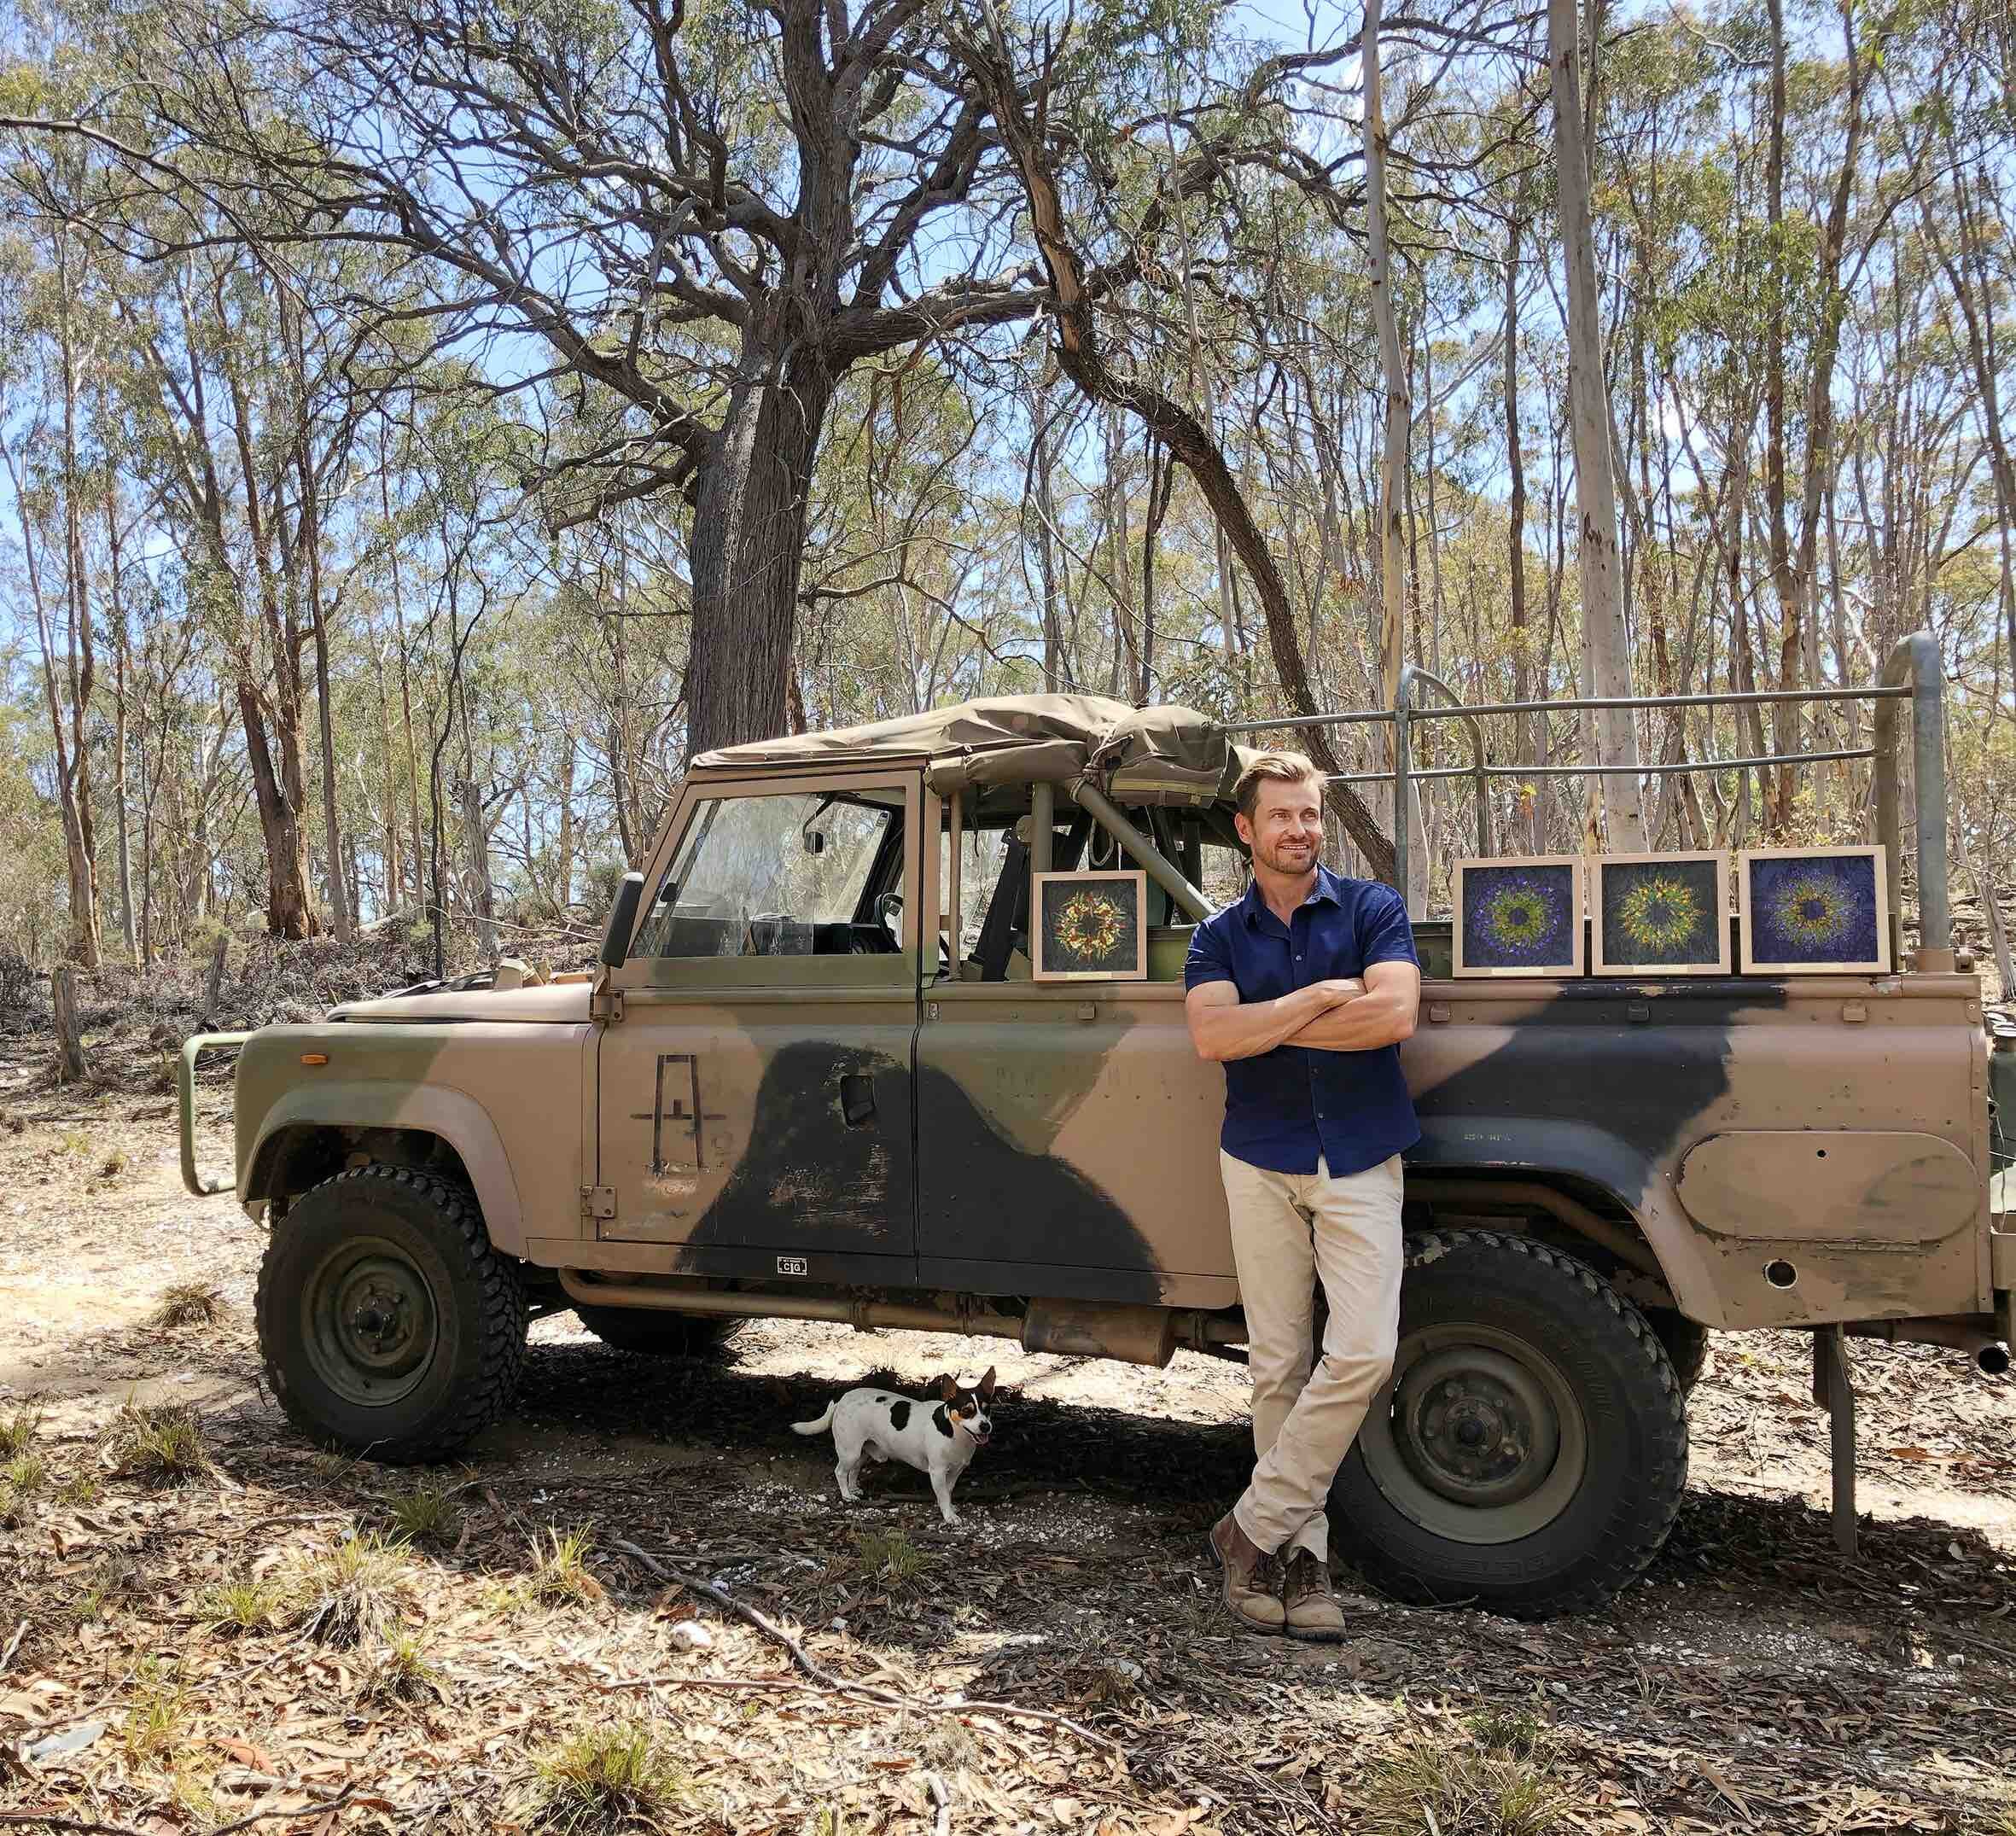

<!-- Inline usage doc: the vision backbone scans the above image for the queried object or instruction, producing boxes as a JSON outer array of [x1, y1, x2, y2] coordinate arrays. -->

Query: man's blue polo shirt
[[1184, 865, 1421, 1176]]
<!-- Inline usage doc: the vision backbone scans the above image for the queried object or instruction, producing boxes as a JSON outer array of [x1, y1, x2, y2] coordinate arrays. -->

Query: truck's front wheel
[[256, 1164, 527, 1463], [1328, 1229, 1687, 1619]]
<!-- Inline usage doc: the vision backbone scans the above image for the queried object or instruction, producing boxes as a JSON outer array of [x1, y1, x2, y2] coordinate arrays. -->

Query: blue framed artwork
[[1453, 856, 1584, 978], [1593, 852, 1732, 976], [1738, 846, 1890, 975]]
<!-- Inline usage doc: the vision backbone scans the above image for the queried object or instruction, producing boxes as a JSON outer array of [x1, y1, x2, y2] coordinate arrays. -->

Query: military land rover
[[180, 632, 2015, 1618]]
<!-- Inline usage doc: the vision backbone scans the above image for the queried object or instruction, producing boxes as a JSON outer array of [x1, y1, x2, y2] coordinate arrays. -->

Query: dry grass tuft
[[524, 1720, 688, 1833], [98, 1147, 130, 1179], [70, 1553, 141, 1625], [197, 1575, 284, 1635], [102, 1401, 212, 1485], [0, 1400, 42, 1456], [149, 1281, 224, 1327], [1354, 1712, 1567, 1836], [851, 1526, 932, 1590], [530, 1524, 605, 1606], [360, 1629, 446, 1705], [120, 1657, 191, 1767], [0, 1450, 48, 1525], [293, 1531, 412, 1647], [386, 1475, 462, 1546]]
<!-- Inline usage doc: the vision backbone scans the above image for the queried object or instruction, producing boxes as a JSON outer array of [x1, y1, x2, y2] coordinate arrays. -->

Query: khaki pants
[[1221, 1150, 1405, 1560]]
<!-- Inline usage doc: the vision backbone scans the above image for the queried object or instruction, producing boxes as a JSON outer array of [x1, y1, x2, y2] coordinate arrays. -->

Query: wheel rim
[[1357, 1324, 1588, 1545], [301, 1234, 440, 1408]]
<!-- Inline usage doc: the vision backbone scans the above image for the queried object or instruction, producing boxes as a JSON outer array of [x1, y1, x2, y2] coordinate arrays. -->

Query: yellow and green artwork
[[1032, 870, 1148, 981], [1739, 847, 1890, 975], [1453, 857, 1584, 977], [1594, 854, 1731, 976]]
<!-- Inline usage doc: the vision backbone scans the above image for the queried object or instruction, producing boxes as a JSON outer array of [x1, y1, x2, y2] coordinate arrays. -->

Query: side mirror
[[600, 871, 646, 969]]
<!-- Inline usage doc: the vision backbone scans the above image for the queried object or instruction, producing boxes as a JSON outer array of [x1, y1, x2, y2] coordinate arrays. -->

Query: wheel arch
[[1408, 1114, 1717, 1322], [243, 1082, 527, 1256]]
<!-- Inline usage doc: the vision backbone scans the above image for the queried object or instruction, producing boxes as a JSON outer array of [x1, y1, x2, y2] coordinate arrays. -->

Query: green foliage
[[529, 1524, 605, 1606], [386, 1475, 462, 1546], [524, 1720, 690, 1833], [1353, 1710, 1567, 1835], [291, 1531, 413, 1647], [102, 1402, 211, 1485]]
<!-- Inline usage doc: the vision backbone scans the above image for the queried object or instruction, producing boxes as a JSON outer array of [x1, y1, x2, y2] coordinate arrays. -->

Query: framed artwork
[[1593, 853, 1733, 976], [1453, 856, 1585, 978], [1032, 870, 1149, 981], [1738, 846, 1890, 975]]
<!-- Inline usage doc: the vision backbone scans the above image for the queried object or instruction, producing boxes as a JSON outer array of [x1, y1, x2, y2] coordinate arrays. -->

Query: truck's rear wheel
[[256, 1164, 527, 1463], [572, 1305, 743, 1359], [1328, 1229, 1687, 1619]]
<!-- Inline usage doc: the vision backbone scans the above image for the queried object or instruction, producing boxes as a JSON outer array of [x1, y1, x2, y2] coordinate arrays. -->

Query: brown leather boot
[[1280, 1548, 1347, 1642], [1209, 1513, 1286, 1633]]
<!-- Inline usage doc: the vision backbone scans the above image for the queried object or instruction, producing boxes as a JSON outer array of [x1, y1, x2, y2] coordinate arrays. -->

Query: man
[[1184, 753, 1420, 1639]]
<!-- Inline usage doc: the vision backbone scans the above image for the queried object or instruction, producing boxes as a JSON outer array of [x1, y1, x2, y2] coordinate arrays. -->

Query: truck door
[[593, 769, 923, 1284]]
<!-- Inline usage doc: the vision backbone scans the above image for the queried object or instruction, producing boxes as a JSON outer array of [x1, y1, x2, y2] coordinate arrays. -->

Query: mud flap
[[1811, 1324, 1857, 1556]]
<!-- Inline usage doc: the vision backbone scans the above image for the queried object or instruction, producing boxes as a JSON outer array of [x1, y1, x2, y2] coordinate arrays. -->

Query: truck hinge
[[591, 988, 624, 1023], [580, 1185, 617, 1221]]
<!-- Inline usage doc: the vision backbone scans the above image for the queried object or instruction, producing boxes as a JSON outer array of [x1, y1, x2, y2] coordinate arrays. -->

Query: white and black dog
[[792, 1370, 997, 1524]]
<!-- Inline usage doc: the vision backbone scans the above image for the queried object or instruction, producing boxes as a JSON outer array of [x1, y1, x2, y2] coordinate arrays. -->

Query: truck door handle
[[839, 1074, 877, 1128]]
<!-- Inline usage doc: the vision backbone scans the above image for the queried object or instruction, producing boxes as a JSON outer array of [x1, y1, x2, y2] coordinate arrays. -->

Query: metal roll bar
[[1215, 632, 1951, 974]]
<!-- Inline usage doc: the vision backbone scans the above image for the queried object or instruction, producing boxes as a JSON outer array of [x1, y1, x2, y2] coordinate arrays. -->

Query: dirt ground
[[3, 1048, 2016, 1835]]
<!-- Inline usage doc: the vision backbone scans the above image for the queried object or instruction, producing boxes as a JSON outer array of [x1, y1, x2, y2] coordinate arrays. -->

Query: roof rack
[[1219, 632, 1949, 973]]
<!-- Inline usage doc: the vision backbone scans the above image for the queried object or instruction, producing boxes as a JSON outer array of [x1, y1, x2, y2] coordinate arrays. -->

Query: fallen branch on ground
[[604, 1536, 1125, 1759]]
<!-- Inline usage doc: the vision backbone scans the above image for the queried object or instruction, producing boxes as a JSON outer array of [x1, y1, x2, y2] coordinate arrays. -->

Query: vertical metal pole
[[946, 791, 963, 979], [1393, 703, 1412, 905], [1030, 781, 1054, 877], [1873, 688, 1902, 966], [1812, 1325, 1859, 1557], [1909, 635, 1953, 971]]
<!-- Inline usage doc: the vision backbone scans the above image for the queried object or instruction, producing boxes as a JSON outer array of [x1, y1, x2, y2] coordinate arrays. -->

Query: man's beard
[[1255, 836, 1318, 877]]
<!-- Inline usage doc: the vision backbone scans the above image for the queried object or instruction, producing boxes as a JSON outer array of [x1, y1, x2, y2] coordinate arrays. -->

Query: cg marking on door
[[628, 1053, 729, 1174]]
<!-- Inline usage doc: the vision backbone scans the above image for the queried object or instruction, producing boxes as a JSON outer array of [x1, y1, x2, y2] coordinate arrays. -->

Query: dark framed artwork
[[1738, 846, 1890, 975], [1452, 856, 1584, 978], [1031, 870, 1149, 982], [1593, 852, 1733, 976]]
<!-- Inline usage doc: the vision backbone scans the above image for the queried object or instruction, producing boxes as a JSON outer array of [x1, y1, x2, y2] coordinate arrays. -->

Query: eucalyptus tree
[[98, 0, 1134, 759]]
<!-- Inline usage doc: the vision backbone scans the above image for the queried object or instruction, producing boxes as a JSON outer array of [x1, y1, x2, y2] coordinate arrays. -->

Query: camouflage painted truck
[[180, 632, 2015, 1618]]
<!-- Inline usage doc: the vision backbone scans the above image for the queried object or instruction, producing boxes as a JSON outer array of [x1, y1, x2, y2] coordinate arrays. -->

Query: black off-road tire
[[1328, 1229, 1687, 1619], [572, 1305, 744, 1359], [255, 1163, 527, 1464], [1646, 1309, 1712, 1393]]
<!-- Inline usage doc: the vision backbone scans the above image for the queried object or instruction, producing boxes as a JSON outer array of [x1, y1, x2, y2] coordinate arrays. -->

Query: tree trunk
[[298, 416, 352, 940], [1549, 0, 1646, 849], [238, 679, 318, 939], [972, 38, 1395, 878], [1364, 0, 1428, 907], [51, 965, 89, 1084], [684, 350, 836, 756], [1503, 201, 1538, 854], [105, 477, 138, 965]]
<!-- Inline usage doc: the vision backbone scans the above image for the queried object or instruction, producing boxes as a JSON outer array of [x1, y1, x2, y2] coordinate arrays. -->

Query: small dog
[[792, 1370, 997, 1524]]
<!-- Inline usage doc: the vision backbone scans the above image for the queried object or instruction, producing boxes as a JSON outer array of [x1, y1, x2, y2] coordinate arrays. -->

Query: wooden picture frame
[[1737, 845, 1891, 975], [1031, 870, 1149, 982], [1592, 852, 1733, 976], [1452, 856, 1585, 978]]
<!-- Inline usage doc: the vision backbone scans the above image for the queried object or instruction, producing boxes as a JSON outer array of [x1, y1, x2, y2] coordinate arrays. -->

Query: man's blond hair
[[1233, 752, 1324, 822]]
